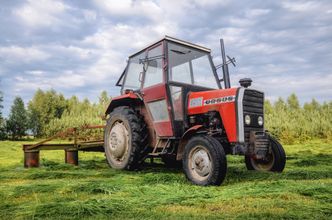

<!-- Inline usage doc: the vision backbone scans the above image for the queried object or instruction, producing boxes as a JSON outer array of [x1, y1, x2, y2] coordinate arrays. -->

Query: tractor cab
[[115, 36, 222, 137], [105, 36, 286, 186]]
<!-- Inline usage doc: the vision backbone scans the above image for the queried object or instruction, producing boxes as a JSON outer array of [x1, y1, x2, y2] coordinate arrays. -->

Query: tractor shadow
[[140, 160, 183, 174], [139, 153, 332, 185]]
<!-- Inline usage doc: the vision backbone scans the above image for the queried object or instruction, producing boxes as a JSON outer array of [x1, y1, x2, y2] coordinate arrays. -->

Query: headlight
[[245, 115, 251, 125], [258, 116, 263, 126]]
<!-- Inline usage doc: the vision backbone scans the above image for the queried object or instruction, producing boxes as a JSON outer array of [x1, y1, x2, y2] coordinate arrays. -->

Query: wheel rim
[[107, 120, 129, 163], [250, 150, 275, 171], [188, 145, 212, 181]]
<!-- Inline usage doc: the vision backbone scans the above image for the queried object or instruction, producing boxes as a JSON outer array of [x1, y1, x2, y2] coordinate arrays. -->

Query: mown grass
[[0, 140, 331, 219]]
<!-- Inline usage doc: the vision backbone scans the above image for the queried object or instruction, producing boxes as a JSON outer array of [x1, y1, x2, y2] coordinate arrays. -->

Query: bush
[[265, 97, 332, 144]]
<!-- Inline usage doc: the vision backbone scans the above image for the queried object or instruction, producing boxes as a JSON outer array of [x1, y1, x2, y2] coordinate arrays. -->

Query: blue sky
[[0, 0, 331, 116]]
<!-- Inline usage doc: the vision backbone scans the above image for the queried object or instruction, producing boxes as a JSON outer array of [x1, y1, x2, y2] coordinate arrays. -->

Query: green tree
[[28, 107, 41, 137], [28, 89, 67, 137], [304, 99, 320, 112], [274, 97, 286, 111], [99, 90, 110, 107], [66, 95, 79, 112], [287, 93, 300, 110], [0, 91, 7, 140], [6, 97, 28, 139], [264, 100, 273, 115]]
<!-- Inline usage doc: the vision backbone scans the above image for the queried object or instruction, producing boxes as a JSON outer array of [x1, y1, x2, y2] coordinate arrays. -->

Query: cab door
[[141, 42, 173, 137]]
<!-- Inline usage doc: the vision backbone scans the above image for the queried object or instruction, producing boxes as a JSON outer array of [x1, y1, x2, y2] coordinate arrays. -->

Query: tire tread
[[104, 106, 149, 170]]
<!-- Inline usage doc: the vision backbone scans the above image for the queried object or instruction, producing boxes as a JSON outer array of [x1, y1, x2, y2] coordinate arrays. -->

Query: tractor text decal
[[203, 95, 236, 105], [189, 97, 203, 107]]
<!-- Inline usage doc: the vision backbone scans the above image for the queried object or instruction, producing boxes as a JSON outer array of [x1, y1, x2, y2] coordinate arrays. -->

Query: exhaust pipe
[[220, 39, 231, 89]]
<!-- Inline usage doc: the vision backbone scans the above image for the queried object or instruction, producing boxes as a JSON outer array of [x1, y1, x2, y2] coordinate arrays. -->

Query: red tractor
[[104, 36, 286, 186]]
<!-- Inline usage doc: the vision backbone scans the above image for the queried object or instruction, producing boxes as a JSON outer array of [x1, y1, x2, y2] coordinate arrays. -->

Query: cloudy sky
[[1, 0, 331, 115]]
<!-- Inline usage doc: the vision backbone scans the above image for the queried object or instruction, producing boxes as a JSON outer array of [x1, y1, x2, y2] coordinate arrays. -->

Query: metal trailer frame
[[23, 125, 105, 167]]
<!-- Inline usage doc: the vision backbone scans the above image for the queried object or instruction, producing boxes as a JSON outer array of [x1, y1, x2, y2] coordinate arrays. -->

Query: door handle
[[139, 72, 143, 82]]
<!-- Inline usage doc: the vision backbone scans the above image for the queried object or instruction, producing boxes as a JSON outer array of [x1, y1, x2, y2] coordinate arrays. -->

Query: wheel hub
[[109, 122, 128, 160], [191, 147, 211, 178], [251, 152, 275, 171]]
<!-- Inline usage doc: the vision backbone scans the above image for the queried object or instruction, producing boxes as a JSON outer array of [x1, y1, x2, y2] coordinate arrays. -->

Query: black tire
[[183, 135, 227, 186], [245, 136, 286, 172], [161, 154, 182, 168], [104, 106, 149, 170]]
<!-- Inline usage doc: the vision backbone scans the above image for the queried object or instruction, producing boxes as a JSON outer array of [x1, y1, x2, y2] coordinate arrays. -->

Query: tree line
[[0, 89, 109, 140], [0, 89, 331, 144]]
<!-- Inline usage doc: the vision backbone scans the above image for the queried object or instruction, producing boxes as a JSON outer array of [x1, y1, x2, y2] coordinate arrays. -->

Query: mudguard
[[176, 125, 206, 160], [105, 92, 142, 115]]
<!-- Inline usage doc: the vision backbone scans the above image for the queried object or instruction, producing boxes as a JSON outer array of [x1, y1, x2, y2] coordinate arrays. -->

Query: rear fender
[[105, 93, 142, 115], [176, 125, 206, 160]]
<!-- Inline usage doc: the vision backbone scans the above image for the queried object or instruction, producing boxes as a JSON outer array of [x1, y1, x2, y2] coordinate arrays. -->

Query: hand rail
[[26, 124, 105, 150]]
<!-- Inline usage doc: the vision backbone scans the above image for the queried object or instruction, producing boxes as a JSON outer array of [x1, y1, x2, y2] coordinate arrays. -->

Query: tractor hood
[[187, 88, 238, 113], [187, 87, 265, 143], [187, 88, 238, 142]]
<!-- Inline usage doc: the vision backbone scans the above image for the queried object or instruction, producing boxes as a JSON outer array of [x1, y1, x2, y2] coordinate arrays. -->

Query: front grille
[[243, 89, 264, 143]]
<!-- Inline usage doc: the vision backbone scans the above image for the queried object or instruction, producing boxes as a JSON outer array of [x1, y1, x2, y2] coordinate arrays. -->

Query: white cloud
[[194, 0, 231, 7], [53, 71, 86, 88], [13, 0, 68, 28], [25, 70, 44, 76], [255, 73, 332, 102], [83, 9, 97, 22], [45, 45, 95, 60], [0, 46, 50, 63], [282, 1, 320, 12], [244, 43, 289, 54], [93, 0, 162, 22], [246, 9, 271, 17]]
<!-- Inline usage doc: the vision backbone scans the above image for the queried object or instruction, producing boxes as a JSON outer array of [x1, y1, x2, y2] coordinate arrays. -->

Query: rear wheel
[[104, 106, 149, 170], [245, 136, 286, 172], [183, 135, 227, 186]]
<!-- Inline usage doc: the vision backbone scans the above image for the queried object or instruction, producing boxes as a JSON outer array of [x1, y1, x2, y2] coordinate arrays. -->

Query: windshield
[[168, 42, 219, 89], [122, 52, 145, 90]]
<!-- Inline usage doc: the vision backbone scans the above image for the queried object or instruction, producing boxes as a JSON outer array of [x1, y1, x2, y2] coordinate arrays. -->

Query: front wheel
[[183, 135, 227, 186], [245, 136, 286, 172]]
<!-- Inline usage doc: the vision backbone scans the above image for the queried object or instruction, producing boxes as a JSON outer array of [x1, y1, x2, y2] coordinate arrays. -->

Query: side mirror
[[239, 78, 252, 88]]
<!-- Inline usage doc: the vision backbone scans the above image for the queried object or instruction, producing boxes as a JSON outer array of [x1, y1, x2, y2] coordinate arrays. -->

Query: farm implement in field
[[23, 125, 105, 167]]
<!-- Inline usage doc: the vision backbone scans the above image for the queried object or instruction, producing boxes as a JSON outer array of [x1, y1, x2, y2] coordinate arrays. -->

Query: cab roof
[[129, 35, 211, 58]]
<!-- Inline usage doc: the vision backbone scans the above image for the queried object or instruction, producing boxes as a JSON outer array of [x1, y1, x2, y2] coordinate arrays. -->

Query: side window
[[148, 99, 169, 121], [170, 86, 183, 120], [123, 52, 144, 90], [143, 45, 163, 88]]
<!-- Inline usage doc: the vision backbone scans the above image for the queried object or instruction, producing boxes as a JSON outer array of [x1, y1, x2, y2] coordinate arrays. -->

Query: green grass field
[[0, 140, 331, 219]]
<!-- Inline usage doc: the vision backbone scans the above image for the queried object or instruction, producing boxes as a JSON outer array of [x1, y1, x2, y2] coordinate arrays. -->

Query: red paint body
[[187, 88, 238, 142], [142, 83, 173, 137], [112, 92, 138, 101]]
